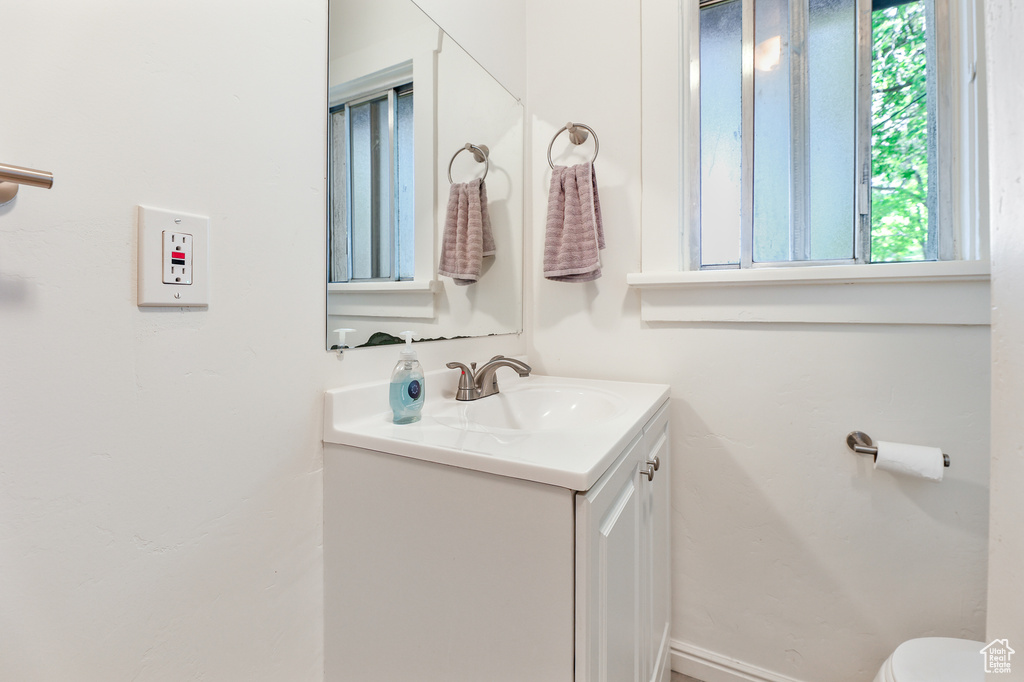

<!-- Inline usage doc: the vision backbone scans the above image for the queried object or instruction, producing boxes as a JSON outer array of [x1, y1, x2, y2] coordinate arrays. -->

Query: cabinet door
[[576, 435, 644, 682], [642, 405, 671, 682]]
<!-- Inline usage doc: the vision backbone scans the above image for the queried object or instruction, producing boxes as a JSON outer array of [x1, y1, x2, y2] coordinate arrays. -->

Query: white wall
[[0, 3, 327, 678], [0, 1, 523, 680], [523, 1, 990, 681], [985, 0, 1024, 673]]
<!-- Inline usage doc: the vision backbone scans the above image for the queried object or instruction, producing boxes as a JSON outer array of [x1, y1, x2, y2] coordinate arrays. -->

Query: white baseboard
[[670, 639, 808, 682]]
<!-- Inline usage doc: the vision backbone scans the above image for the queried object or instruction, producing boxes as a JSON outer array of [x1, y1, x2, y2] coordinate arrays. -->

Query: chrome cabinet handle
[[641, 464, 655, 481], [647, 456, 660, 472]]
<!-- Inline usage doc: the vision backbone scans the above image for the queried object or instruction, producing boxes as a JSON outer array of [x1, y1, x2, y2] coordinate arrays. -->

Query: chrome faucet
[[446, 355, 532, 401]]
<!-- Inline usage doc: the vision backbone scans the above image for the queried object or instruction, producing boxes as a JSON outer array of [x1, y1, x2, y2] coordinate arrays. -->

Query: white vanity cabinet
[[576, 403, 671, 682], [323, 375, 670, 682]]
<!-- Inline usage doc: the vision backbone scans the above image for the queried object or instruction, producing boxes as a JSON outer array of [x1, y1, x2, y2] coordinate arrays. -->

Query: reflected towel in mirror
[[544, 162, 604, 282], [438, 178, 495, 286]]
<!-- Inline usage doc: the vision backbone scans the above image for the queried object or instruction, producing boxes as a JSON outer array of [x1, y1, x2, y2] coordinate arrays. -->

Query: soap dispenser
[[389, 331, 424, 424], [331, 327, 356, 354]]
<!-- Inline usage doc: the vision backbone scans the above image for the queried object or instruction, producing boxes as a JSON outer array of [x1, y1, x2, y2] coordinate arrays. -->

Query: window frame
[[694, 0, 955, 270], [329, 79, 414, 284], [629, 0, 989, 325]]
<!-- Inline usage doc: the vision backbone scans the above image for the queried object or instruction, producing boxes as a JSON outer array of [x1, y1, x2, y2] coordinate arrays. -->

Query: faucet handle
[[446, 361, 477, 401], [446, 361, 474, 379]]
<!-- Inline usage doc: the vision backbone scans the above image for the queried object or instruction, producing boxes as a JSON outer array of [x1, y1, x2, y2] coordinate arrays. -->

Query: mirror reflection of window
[[329, 82, 415, 283]]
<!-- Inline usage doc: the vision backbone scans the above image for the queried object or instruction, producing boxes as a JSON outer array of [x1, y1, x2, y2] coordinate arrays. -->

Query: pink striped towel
[[438, 178, 495, 286], [544, 162, 605, 282]]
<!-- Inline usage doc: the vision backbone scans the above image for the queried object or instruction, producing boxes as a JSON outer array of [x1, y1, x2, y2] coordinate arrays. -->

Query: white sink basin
[[324, 372, 669, 490], [457, 384, 623, 431]]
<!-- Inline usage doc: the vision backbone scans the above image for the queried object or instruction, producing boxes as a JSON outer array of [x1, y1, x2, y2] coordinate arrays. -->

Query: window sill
[[327, 280, 440, 319], [328, 280, 440, 294], [626, 261, 990, 325]]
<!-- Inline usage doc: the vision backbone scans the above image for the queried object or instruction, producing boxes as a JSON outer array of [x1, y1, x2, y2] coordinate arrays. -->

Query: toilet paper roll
[[874, 441, 945, 482]]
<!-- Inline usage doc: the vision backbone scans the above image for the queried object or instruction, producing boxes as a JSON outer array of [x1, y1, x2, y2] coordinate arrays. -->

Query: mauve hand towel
[[544, 162, 605, 282], [438, 178, 495, 286]]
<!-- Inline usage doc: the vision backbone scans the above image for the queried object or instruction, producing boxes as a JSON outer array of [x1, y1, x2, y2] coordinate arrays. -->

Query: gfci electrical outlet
[[137, 206, 209, 307], [163, 231, 193, 285]]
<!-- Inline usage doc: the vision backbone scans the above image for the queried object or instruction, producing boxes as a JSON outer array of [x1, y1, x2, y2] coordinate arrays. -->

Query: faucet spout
[[472, 356, 532, 399], [447, 356, 532, 401]]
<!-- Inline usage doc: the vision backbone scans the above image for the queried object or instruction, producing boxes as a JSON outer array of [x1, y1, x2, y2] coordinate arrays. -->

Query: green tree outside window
[[871, 1, 930, 262]]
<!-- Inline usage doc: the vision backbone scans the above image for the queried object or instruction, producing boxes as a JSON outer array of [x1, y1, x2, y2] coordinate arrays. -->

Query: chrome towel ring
[[547, 122, 599, 169], [447, 143, 489, 184]]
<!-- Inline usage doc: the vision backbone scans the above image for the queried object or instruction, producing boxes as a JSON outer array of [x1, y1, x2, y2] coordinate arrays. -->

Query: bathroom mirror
[[326, 0, 524, 351]]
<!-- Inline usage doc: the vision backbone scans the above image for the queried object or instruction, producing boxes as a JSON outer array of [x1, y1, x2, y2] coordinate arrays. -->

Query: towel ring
[[448, 143, 489, 184], [547, 122, 600, 169]]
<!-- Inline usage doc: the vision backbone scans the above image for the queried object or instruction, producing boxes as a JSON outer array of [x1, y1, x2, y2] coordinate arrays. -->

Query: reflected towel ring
[[547, 122, 600, 169], [448, 143, 490, 184]]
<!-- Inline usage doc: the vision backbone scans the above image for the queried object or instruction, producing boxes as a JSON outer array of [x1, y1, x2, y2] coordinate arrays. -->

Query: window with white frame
[[695, 0, 964, 269], [328, 82, 415, 283], [629, 0, 986, 325]]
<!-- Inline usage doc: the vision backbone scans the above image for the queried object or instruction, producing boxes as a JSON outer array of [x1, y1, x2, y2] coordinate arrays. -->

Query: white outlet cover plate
[[137, 205, 209, 307]]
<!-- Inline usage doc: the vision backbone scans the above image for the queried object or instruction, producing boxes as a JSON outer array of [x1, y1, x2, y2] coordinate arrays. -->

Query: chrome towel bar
[[846, 431, 950, 467], [0, 161, 54, 206]]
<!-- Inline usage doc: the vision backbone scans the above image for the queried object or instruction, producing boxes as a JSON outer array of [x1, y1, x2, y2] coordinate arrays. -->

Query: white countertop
[[323, 370, 669, 491]]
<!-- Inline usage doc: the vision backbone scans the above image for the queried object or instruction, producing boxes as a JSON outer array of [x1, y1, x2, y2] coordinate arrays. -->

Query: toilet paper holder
[[846, 431, 950, 467]]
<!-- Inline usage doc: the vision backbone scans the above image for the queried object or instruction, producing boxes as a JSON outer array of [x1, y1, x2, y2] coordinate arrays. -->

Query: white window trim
[[327, 28, 441, 319], [326, 280, 441, 319], [329, 62, 413, 109], [632, 0, 989, 325]]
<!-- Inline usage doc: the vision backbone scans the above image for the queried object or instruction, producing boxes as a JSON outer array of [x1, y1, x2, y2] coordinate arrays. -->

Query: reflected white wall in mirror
[[327, 0, 524, 351], [411, 0, 526, 99]]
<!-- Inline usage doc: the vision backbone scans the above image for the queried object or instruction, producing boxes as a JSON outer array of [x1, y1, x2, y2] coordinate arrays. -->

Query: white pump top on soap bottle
[[390, 331, 424, 424], [398, 330, 417, 362]]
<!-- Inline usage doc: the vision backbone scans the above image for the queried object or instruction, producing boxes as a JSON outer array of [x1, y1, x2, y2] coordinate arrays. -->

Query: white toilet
[[874, 637, 984, 682]]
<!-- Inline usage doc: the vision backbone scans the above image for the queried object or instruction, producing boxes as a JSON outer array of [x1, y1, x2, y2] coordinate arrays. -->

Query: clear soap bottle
[[389, 331, 424, 424]]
